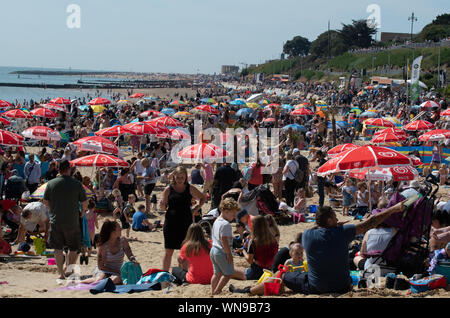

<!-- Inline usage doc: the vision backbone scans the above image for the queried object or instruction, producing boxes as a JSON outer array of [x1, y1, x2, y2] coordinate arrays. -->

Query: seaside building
[[380, 32, 416, 43], [221, 65, 240, 75]]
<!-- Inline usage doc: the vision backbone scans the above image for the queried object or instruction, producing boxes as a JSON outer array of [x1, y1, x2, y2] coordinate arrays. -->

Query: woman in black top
[[159, 166, 206, 272]]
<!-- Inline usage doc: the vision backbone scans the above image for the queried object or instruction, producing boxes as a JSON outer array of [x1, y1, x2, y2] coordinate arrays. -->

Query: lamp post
[[408, 13, 417, 43]]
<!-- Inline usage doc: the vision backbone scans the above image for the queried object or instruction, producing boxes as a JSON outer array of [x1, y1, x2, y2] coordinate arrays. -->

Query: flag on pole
[[410, 56, 423, 102]]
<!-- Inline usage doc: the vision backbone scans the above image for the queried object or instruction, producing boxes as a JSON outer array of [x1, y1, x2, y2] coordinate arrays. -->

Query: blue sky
[[0, 0, 448, 74]]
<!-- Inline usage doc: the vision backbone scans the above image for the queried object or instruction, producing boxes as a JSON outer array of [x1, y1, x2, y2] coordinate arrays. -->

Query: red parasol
[[370, 133, 407, 144], [148, 116, 183, 128], [364, 118, 395, 128], [0, 129, 23, 146], [88, 97, 111, 105], [50, 97, 71, 105], [418, 129, 450, 142], [94, 125, 126, 137], [317, 145, 413, 176], [290, 108, 314, 116], [70, 154, 129, 168], [30, 108, 57, 118], [403, 120, 435, 131], [2, 109, 33, 119], [74, 136, 119, 155], [327, 143, 360, 157], [178, 143, 228, 161]]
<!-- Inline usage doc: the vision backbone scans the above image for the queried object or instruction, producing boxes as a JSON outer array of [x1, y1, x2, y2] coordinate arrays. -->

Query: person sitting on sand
[[80, 220, 138, 285], [171, 223, 214, 285], [240, 215, 279, 280], [131, 204, 157, 232], [271, 232, 303, 273], [229, 202, 405, 295], [284, 243, 305, 273]]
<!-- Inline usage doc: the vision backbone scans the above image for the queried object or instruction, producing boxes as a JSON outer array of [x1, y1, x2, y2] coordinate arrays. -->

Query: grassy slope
[[247, 46, 450, 83]]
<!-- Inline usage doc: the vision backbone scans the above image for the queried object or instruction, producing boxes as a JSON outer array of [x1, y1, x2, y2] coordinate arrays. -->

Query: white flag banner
[[410, 56, 423, 101]]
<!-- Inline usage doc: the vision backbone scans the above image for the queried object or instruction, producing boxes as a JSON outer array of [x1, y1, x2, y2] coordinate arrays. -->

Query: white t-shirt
[[283, 160, 298, 181], [357, 190, 369, 207], [134, 159, 144, 175], [21, 202, 49, 231], [211, 216, 232, 250]]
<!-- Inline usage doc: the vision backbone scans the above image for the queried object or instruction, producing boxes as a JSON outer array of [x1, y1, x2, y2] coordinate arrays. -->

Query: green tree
[[432, 13, 450, 26], [421, 24, 450, 42], [310, 30, 347, 58], [283, 36, 311, 57], [339, 19, 377, 48]]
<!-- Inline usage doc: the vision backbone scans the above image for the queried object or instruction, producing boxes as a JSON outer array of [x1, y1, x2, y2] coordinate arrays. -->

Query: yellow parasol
[[91, 105, 106, 113]]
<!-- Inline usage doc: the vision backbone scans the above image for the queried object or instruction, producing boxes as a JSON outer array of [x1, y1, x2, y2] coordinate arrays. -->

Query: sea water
[[0, 66, 125, 102]]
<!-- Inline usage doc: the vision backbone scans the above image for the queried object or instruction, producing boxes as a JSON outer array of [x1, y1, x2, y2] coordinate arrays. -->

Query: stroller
[[360, 179, 439, 278], [240, 184, 291, 225]]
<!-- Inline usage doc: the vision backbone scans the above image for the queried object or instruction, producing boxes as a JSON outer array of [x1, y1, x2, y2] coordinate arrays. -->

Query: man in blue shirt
[[230, 202, 405, 295]]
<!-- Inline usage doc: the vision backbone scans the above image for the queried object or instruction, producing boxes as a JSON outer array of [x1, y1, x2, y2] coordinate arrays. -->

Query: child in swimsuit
[[284, 243, 305, 273]]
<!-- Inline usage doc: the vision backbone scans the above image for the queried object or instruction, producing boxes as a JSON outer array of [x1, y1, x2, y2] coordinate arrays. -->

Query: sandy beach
[[1, 146, 449, 299]]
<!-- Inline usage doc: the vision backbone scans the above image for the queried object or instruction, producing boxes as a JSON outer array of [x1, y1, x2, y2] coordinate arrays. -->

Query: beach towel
[[121, 262, 143, 285], [137, 271, 175, 285], [89, 278, 161, 294]]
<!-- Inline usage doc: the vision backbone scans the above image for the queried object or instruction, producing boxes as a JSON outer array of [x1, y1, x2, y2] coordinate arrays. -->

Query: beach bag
[[409, 274, 447, 293], [121, 262, 143, 285]]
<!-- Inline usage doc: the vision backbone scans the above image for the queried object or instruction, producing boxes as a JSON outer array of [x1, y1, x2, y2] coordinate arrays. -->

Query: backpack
[[292, 161, 304, 184]]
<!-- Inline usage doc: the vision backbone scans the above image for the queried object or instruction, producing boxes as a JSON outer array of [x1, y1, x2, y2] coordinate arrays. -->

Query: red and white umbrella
[[130, 93, 145, 98], [364, 118, 395, 128], [290, 108, 314, 116], [263, 118, 276, 123], [370, 133, 407, 144], [349, 166, 419, 182], [0, 100, 13, 108], [30, 108, 57, 118], [327, 143, 360, 157], [420, 101, 440, 108], [22, 126, 61, 141], [410, 155, 423, 166], [2, 109, 33, 119], [139, 110, 164, 118], [88, 97, 111, 105], [374, 128, 407, 136], [0, 117, 11, 126], [317, 145, 413, 176], [122, 122, 160, 136], [95, 125, 126, 137], [74, 136, 119, 155], [50, 97, 71, 105], [418, 129, 450, 142], [148, 116, 183, 127], [0, 129, 23, 146], [192, 104, 219, 115], [441, 109, 450, 117], [70, 154, 129, 168], [178, 143, 228, 161], [169, 127, 191, 141], [403, 120, 435, 131], [144, 121, 170, 138], [40, 103, 67, 112]]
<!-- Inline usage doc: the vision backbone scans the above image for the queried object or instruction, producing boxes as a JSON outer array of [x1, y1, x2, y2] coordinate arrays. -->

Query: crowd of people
[[0, 78, 449, 296]]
